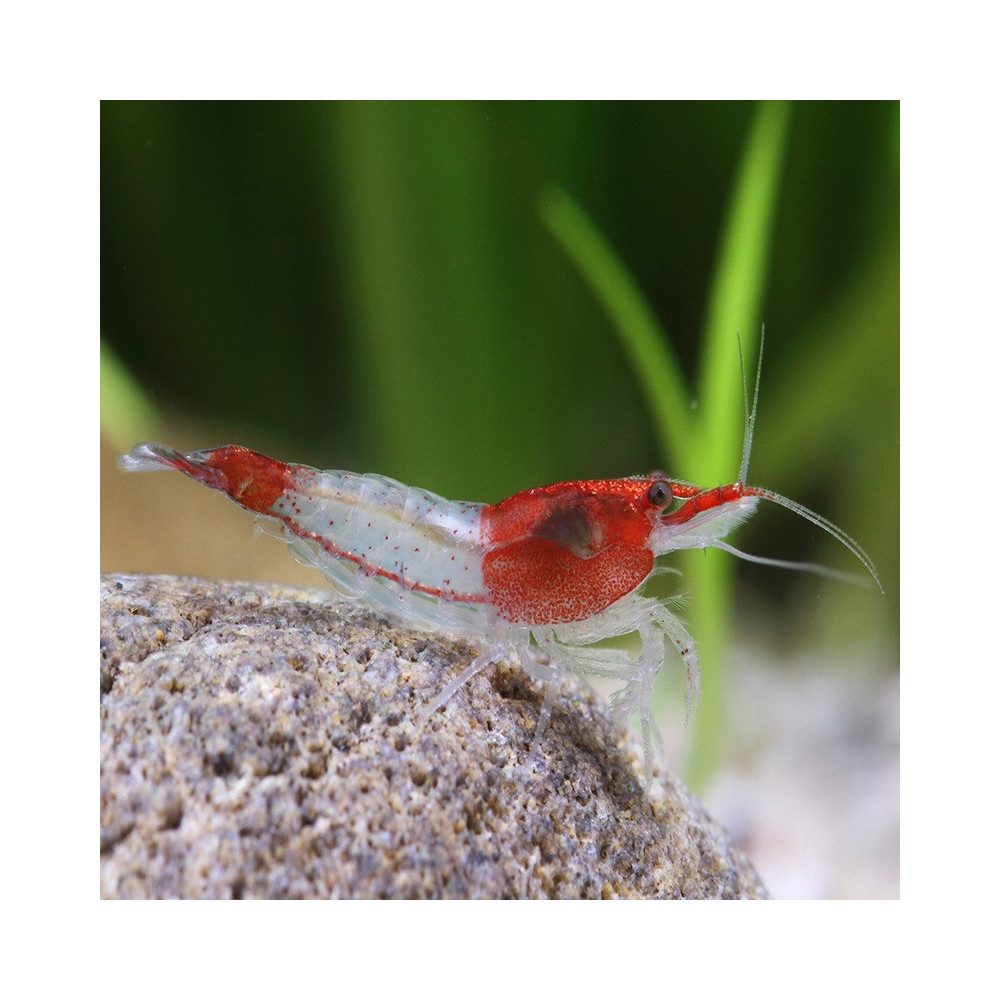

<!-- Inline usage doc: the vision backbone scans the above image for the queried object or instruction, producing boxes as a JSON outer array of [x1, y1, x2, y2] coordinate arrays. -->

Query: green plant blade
[[684, 100, 790, 788], [100, 338, 161, 451], [696, 100, 790, 479], [540, 102, 790, 790], [538, 185, 693, 463]]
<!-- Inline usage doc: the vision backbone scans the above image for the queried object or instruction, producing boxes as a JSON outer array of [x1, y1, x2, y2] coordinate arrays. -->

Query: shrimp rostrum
[[119, 350, 881, 780]]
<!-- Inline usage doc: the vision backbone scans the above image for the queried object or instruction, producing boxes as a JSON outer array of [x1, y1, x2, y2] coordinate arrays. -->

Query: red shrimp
[[119, 347, 881, 780]]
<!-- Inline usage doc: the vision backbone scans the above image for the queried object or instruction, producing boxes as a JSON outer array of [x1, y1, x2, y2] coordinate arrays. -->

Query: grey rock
[[100, 574, 766, 899]]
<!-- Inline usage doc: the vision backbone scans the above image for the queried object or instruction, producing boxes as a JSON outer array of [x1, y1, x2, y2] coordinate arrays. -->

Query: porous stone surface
[[100, 574, 767, 899]]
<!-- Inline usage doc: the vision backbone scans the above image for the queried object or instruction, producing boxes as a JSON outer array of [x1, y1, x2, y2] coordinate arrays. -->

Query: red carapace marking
[[480, 478, 664, 624]]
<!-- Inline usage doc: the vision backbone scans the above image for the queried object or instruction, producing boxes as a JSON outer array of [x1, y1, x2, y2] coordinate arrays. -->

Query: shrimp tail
[[119, 442, 291, 514], [118, 441, 187, 473]]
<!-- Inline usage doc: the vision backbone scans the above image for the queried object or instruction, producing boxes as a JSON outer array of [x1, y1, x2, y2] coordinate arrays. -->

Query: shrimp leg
[[418, 642, 508, 730]]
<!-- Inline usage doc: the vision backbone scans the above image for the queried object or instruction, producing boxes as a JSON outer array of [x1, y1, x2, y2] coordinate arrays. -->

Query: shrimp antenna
[[741, 486, 884, 592], [738, 328, 765, 487], [735, 330, 883, 593], [709, 540, 877, 589]]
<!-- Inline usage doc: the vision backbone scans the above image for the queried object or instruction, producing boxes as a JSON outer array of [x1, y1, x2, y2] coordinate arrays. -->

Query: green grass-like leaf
[[537, 186, 693, 462], [540, 101, 790, 787], [100, 337, 161, 451]]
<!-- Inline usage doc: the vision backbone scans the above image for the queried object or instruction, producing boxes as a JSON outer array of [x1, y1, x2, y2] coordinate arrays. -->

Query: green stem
[[685, 100, 790, 789]]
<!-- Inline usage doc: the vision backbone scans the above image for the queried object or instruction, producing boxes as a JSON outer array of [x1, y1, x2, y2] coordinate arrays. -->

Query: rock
[[100, 574, 766, 899]]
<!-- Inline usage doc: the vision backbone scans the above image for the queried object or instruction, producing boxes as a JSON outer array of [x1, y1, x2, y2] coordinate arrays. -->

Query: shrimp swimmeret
[[119, 348, 881, 778]]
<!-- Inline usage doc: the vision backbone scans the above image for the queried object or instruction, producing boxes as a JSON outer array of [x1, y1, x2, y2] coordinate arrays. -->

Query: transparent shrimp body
[[119, 443, 700, 772], [120, 355, 881, 781], [119, 443, 496, 638]]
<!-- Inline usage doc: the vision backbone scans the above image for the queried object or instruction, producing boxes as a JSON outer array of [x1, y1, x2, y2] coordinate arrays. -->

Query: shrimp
[[119, 345, 881, 781]]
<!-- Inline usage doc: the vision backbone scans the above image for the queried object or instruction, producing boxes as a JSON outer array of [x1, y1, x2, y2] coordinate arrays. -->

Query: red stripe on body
[[272, 514, 490, 606]]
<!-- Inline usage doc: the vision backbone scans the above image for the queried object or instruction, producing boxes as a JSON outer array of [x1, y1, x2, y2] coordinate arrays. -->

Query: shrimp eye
[[647, 479, 673, 508]]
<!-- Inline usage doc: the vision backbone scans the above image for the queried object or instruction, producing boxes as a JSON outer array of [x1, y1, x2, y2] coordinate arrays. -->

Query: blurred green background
[[101, 101, 898, 782]]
